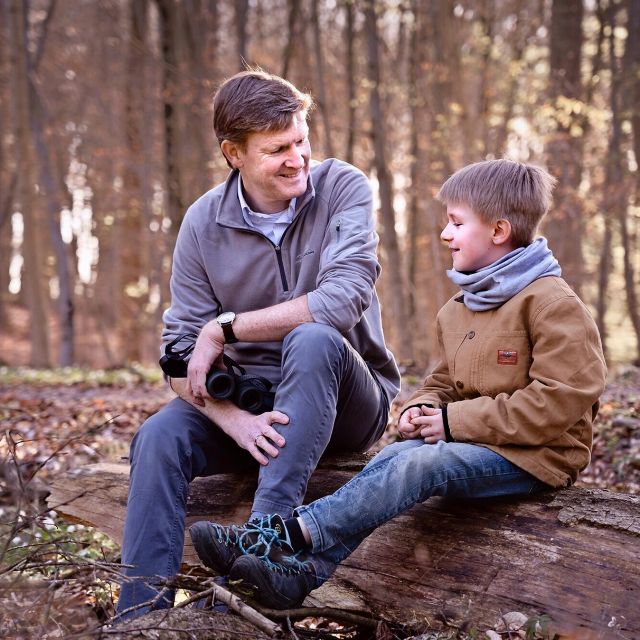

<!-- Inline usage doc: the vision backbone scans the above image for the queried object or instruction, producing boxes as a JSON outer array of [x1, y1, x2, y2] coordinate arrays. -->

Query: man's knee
[[282, 323, 345, 369]]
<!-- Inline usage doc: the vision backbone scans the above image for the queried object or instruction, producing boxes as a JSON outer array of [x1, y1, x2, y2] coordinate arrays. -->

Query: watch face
[[217, 311, 235, 324]]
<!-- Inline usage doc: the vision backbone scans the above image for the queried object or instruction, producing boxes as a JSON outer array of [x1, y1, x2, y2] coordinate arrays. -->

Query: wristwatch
[[215, 311, 238, 344]]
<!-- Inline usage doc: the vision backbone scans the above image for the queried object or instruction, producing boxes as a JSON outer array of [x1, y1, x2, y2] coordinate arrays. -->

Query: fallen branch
[[174, 577, 282, 638]]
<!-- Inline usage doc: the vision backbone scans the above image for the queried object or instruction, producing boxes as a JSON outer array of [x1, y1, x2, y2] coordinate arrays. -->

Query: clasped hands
[[398, 405, 446, 444]]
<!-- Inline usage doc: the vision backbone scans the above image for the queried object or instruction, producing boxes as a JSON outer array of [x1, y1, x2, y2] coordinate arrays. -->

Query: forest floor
[[0, 365, 639, 638]]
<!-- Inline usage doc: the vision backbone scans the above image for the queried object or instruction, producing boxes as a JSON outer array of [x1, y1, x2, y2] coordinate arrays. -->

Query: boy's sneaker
[[229, 552, 325, 609], [189, 514, 294, 575]]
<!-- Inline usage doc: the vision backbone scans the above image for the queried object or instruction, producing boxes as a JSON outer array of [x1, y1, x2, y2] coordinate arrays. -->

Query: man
[[116, 69, 399, 619]]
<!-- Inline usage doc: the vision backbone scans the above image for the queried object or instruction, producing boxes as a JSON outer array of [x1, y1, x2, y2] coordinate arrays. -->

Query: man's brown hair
[[436, 159, 557, 247], [213, 69, 313, 149]]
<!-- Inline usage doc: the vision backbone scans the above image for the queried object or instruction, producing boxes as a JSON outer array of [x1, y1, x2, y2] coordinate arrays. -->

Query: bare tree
[[281, 0, 302, 79], [10, 0, 51, 367], [235, 0, 250, 67], [364, 0, 413, 363], [545, 0, 585, 294], [310, 0, 335, 159], [618, 0, 640, 362], [343, 0, 357, 164]]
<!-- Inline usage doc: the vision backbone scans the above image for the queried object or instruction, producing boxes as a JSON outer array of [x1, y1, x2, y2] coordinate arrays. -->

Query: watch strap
[[220, 321, 238, 344]]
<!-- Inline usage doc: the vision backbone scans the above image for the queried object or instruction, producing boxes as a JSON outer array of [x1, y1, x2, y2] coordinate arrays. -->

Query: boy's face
[[440, 204, 513, 272]]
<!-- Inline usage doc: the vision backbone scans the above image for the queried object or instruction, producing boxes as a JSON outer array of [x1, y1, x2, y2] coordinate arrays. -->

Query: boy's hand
[[415, 406, 446, 443], [398, 406, 423, 439], [398, 405, 446, 444]]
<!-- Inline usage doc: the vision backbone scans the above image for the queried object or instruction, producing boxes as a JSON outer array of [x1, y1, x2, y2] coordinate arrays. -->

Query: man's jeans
[[296, 439, 549, 582], [116, 323, 388, 619]]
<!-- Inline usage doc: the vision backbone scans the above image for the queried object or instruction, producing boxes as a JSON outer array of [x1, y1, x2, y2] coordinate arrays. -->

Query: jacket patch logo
[[497, 350, 518, 365]]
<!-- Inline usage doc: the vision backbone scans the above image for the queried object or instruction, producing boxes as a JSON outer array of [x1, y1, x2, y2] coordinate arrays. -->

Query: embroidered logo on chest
[[497, 350, 518, 365]]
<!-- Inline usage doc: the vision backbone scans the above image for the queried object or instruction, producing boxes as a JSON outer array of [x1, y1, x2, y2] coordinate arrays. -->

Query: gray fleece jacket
[[162, 158, 400, 403]]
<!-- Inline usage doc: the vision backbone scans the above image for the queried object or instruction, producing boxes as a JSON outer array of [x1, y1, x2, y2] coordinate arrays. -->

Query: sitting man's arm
[[169, 377, 288, 465], [187, 295, 313, 402]]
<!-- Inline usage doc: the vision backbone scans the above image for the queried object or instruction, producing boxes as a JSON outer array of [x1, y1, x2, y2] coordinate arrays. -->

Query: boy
[[189, 159, 607, 609]]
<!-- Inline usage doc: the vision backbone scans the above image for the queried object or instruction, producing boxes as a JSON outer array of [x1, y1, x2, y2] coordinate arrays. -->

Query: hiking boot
[[189, 514, 294, 575], [229, 552, 324, 609]]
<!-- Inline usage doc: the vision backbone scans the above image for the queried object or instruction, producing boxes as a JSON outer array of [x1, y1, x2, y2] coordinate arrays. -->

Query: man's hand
[[169, 377, 289, 464], [398, 405, 446, 444], [230, 410, 289, 465], [187, 320, 225, 405]]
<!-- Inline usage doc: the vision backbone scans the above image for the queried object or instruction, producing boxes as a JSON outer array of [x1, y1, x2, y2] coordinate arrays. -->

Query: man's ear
[[220, 140, 243, 169], [492, 218, 513, 246]]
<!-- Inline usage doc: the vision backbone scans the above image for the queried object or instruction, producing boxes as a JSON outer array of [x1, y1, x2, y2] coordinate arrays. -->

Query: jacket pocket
[[476, 333, 532, 397]]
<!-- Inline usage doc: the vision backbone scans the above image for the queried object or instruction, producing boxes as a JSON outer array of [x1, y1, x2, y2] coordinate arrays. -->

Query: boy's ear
[[220, 140, 243, 169], [492, 219, 513, 246]]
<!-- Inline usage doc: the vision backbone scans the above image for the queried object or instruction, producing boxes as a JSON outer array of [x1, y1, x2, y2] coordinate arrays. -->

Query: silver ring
[[254, 434, 263, 446]]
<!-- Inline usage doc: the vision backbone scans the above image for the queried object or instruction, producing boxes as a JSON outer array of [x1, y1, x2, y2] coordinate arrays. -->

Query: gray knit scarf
[[447, 237, 561, 312]]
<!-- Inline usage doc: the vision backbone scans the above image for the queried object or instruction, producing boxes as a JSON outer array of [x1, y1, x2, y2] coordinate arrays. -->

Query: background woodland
[[2, 3, 640, 637], [1, 0, 640, 372]]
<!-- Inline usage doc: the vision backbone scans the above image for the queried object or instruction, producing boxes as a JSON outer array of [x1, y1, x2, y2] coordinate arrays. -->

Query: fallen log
[[47, 462, 640, 639]]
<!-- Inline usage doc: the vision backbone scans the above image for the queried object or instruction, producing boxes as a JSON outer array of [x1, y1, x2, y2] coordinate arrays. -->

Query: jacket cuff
[[442, 405, 454, 442]]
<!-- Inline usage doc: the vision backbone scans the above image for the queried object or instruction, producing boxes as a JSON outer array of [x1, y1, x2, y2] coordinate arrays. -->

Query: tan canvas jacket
[[401, 276, 607, 487]]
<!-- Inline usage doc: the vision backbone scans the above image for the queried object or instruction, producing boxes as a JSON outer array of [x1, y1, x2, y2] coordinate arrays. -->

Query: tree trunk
[[628, 0, 640, 184], [621, 0, 640, 362], [343, 0, 356, 165], [412, 1, 458, 367], [29, 81, 75, 366], [610, 0, 640, 362], [118, 0, 149, 364], [48, 463, 640, 639], [156, 0, 187, 235], [544, 0, 584, 294], [235, 0, 249, 67], [10, 0, 50, 367], [363, 1, 414, 364], [281, 0, 301, 79], [310, 0, 335, 159], [0, 5, 15, 326]]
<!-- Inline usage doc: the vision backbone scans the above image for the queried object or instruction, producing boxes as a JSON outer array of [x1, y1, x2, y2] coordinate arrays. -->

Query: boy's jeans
[[296, 439, 548, 579], [116, 323, 389, 619]]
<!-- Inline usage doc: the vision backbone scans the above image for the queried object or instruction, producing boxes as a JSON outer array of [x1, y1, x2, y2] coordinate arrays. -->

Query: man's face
[[225, 111, 311, 214]]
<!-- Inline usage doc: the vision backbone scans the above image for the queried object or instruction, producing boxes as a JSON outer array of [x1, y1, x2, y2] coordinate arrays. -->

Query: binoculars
[[159, 333, 273, 414]]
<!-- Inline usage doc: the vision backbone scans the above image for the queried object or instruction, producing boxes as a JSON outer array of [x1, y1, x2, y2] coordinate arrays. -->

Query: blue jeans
[[116, 323, 389, 619], [296, 439, 548, 581]]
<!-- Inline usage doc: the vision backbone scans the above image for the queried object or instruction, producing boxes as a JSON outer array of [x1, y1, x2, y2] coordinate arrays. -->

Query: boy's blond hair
[[436, 159, 557, 247]]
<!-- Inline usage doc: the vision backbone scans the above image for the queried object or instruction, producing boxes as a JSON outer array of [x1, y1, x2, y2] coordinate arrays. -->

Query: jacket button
[[467, 330, 476, 339], [456, 381, 464, 389]]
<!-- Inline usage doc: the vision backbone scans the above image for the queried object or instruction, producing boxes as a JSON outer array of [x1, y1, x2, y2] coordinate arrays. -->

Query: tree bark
[[544, 0, 585, 294], [156, 0, 187, 236], [343, 0, 357, 165], [281, 0, 301, 79], [118, 0, 149, 364], [235, 0, 250, 67], [407, 5, 420, 323], [621, 0, 640, 362], [310, 0, 335, 159], [363, 0, 414, 364], [10, 0, 51, 367], [29, 81, 75, 366], [48, 463, 640, 639]]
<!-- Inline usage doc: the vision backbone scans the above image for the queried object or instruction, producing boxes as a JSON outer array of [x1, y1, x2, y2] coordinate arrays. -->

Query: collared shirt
[[237, 177, 296, 245]]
